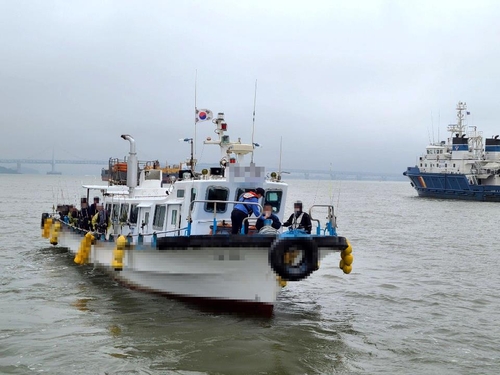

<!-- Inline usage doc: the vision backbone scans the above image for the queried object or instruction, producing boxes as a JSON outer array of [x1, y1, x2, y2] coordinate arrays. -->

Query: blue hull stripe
[[403, 167, 500, 201]]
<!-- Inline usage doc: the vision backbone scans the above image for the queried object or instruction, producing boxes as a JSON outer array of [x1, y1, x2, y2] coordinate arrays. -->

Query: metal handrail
[[308, 204, 337, 236]]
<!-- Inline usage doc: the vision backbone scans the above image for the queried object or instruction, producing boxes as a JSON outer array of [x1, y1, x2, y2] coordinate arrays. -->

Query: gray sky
[[2, 0, 500, 175]]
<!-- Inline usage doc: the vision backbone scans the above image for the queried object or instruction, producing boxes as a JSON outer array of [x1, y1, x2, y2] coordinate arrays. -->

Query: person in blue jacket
[[231, 187, 265, 234], [255, 202, 281, 232]]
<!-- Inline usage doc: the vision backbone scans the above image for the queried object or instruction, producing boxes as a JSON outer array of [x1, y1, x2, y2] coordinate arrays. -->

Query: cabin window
[[112, 204, 120, 221], [120, 204, 129, 223], [445, 164, 447, 168], [105, 203, 111, 216], [420, 163, 422, 167], [177, 189, 185, 198], [190, 188, 197, 211], [265, 190, 283, 213], [425, 164, 427, 167], [453, 164, 456, 168], [205, 186, 229, 213], [171, 209, 178, 225], [153, 205, 166, 230], [130, 204, 138, 224]]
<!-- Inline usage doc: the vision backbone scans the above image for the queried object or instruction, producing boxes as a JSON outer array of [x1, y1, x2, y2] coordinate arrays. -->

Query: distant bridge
[[281, 168, 404, 181], [0, 158, 108, 173], [0, 157, 404, 180]]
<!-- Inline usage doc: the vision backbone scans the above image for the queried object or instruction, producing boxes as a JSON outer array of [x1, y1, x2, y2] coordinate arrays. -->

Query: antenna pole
[[431, 111, 434, 144], [251, 79, 257, 163], [438, 110, 440, 141], [278, 136, 282, 175], [194, 70, 198, 158]]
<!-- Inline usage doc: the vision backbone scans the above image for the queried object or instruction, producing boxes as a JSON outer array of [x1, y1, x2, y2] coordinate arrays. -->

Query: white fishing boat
[[41, 112, 353, 316]]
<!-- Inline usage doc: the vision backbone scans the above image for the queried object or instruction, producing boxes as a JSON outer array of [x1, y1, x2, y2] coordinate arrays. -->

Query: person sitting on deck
[[255, 202, 281, 232], [283, 200, 312, 234], [91, 204, 110, 235], [68, 207, 80, 226], [231, 187, 265, 234]]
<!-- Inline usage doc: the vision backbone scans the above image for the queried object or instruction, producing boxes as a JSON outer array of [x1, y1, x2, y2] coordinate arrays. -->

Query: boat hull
[[55, 221, 346, 316], [404, 167, 500, 202]]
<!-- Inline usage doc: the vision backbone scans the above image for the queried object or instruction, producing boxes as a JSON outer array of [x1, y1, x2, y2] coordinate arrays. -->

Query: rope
[[55, 217, 188, 238]]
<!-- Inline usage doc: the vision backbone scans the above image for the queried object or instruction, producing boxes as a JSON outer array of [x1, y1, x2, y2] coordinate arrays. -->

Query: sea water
[[1, 174, 499, 374]]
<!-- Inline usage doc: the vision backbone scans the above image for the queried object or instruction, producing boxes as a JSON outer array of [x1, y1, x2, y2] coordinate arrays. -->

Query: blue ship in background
[[404, 101, 500, 201]]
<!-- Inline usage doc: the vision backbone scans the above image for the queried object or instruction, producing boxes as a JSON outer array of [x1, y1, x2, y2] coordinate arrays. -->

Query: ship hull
[[404, 167, 500, 202], [55, 222, 343, 316]]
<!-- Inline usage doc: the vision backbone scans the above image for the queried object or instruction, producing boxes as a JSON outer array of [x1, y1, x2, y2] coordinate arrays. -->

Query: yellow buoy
[[74, 251, 82, 265], [112, 235, 126, 271], [342, 265, 352, 274], [43, 218, 53, 238], [74, 232, 94, 265], [277, 276, 287, 288], [343, 254, 354, 266], [340, 239, 353, 274], [50, 221, 61, 246], [344, 244, 353, 255]]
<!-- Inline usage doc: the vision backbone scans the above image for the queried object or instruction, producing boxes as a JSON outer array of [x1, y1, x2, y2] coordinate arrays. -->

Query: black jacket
[[255, 213, 282, 231], [282, 211, 312, 234]]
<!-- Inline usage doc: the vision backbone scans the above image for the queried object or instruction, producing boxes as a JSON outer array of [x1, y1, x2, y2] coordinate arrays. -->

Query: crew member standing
[[89, 197, 99, 217], [231, 187, 265, 234], [283, 200, 312, 234]]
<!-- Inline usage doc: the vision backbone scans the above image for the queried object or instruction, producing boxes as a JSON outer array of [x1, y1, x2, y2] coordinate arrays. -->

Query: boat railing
[[187, 199, 263, 236], [55, 215, 190, 246], [308, 204, 337, 236]]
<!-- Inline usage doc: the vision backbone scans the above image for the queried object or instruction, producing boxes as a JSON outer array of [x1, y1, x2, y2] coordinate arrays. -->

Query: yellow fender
[[43, 218, 53, 239], [74, 232, 94, 265], [276, 276, 287, 288], [112, 235, 126, 271], [339, 239, 353, 274], [50, 222, 61, 246]]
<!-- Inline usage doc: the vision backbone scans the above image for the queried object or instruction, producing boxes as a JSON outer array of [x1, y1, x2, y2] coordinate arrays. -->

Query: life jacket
[[291, 212, 304, 229], [239, 191, 258, 214]]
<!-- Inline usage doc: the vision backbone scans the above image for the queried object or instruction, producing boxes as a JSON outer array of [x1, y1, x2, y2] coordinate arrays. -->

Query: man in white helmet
[[282, 200, 312, 234]]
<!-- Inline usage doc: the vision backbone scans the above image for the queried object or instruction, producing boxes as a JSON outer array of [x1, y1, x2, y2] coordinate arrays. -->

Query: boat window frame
[[264, 190, 283, 213], [152, 205, 167, 230], [111, 203, 120, 223], [204, 185, 230, 213], [129, 204, 139, 224], [119, 204, 129, 223], [171, 209, 178, 225]]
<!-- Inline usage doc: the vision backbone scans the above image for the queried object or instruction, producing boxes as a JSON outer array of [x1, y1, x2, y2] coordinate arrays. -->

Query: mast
[[194, 70, 197, 159], [251, 80, 257, 164], [447, 101, 467, 137]]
